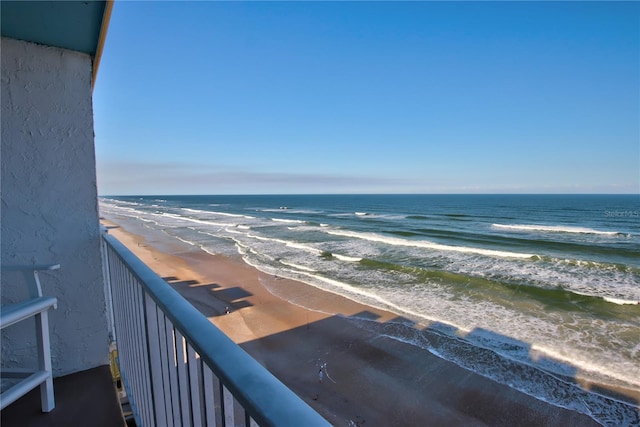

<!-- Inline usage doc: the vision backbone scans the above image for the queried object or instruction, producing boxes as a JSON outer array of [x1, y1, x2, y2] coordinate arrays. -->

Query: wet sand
[[103, 218, 603, 426]]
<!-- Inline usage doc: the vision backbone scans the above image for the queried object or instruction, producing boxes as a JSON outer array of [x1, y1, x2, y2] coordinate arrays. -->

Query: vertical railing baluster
[[218, 381, 225, 426], [131, 270, 147, 425], [175, 331, 192, 426], [122, 267, 138, 423], [128, 270, 143, 424], [187, 346, 203, 426], [222, 385, 235, 427], [145, 295, 167, 426], [158, 308, 176, 426], [136, 273, 155, 427], [165, 318, 181, 427], [129, 269, 145, 425], [203, 362, 218, 427]]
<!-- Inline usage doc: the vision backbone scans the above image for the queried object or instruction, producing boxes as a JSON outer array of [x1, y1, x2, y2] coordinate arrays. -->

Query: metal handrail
[[102, 233, 329, 427]]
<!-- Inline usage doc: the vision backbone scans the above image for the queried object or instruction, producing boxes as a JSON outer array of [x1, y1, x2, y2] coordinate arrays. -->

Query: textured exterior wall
[[1, 37, 109, 375]]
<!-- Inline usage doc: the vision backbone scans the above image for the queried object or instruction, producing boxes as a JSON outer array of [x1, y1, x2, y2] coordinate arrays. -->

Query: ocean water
[[100, 194, 640, 425]]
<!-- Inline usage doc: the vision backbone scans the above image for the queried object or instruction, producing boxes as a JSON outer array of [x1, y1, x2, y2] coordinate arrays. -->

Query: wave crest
[[325, 229, 534, 259], [493, 224, 624, 236]]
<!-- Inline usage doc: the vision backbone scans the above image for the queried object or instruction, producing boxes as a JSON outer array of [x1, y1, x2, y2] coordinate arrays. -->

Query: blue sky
[[93, 1, 639, 195]]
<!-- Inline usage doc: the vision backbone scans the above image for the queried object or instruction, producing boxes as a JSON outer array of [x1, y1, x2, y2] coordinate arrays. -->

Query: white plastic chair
[[1, 264, 59, 412]]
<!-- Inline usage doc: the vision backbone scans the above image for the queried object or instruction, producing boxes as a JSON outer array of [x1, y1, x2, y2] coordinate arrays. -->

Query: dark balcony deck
[[1, 365, 126, 427]]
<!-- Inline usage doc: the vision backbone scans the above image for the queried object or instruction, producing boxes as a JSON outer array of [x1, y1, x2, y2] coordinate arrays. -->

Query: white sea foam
[[245, 233, 323, 255], [136, 216, 156, 223], [355, 212, 369, 216], [279, 260, 317, 272], [258, 208, 289, 213], [492, 223, 622, 236], [182, 208, 248, 219], [173, 235, 197, 246], [297, 272, 429, 321], [101, 204, 138, 214], [161, 213, 227, 227], [224, 227, 246, 236], [208, 210, 248, 218], [286, 242, 323, 254], [602, 297, 639, 305], [101, 199, 141, 207], [325, 229, 534, 259], [529, 343, 640, 392], [182, 208, 211, 214], [631, 343, 640, 359], [281, 209, 324, 215], [245, 234, 285, 244], [451, 254, 640, 303], [231, 237, 248, 249], [332, 253, 363, 262], [199, 246, 217, 256], [100, 203, 157, 225], [271, 218, 305, 224]]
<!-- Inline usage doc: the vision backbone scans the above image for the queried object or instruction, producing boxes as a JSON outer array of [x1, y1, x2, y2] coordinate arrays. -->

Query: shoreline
[[103, 216, 619, 426]]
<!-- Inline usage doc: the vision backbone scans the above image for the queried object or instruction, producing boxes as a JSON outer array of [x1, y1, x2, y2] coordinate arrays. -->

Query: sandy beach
[[103, 218, 606, 426]]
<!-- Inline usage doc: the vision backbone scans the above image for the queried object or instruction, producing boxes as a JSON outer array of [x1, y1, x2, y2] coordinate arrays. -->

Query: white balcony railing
[[101, 230, 330, 427]]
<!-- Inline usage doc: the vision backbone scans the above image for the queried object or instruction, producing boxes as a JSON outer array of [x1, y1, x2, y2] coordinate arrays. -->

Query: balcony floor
[[1, 365, 126, 427]]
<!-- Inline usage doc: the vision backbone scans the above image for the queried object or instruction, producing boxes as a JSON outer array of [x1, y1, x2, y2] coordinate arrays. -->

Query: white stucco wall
[[1, 37, 109, 375]]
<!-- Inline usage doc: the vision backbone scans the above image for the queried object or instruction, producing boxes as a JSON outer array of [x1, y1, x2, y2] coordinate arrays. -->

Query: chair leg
[[36, 311, 55, 412]]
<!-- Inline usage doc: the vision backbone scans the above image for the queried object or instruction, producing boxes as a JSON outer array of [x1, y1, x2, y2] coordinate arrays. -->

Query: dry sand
[[104, 219, 603, 426]]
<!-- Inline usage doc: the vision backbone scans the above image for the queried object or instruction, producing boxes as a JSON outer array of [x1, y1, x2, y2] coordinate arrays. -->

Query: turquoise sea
[[100, 194, 639, 425]]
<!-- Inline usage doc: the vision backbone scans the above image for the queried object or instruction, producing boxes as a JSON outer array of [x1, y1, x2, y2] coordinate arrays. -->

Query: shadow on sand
[[157, 270, 638, 426], [163, 276, 254, 317], [237, 310, 638, 427]]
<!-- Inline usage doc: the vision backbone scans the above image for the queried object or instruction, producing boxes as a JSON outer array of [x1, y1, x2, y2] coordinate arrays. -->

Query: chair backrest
[[1, 264, 60, 299]]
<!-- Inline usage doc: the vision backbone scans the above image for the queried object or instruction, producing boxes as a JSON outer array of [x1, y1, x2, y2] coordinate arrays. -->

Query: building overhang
[[1, 0, 113, 89]]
